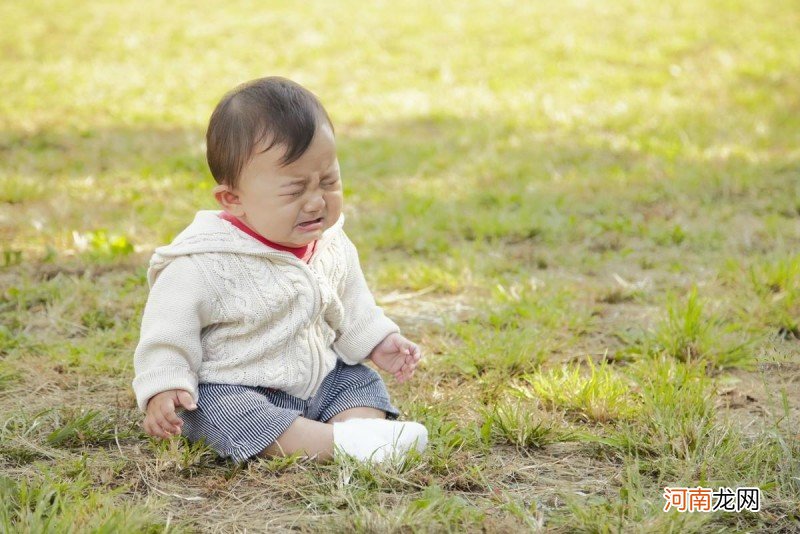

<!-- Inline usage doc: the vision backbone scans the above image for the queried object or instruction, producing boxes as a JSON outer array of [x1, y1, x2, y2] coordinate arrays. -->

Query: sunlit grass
[[0, 472, 164, 533], [481, 398, 577, 450], [1, 0, 799, 530], [651, 288, 755, 370], [514, 359, 641, 423], [749, 254, 800, 338], [600, 357, 717, 467]]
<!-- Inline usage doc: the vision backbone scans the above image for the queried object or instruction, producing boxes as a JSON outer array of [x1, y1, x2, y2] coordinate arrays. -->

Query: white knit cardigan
[[131, 210, 400, 412]]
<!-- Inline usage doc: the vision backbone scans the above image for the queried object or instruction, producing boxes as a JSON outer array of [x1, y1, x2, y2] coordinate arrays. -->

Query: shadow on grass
[[1, 111, 797, 260]]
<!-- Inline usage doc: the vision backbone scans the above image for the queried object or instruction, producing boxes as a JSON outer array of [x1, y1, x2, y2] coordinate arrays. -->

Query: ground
[[1, 0, 799, 532]]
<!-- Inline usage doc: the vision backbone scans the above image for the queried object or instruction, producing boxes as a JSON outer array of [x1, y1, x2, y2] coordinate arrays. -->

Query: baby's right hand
[[143, 389, 197, 439]]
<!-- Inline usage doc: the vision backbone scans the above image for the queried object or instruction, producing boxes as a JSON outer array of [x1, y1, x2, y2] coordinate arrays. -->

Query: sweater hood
[[147, 210, 345, 288]]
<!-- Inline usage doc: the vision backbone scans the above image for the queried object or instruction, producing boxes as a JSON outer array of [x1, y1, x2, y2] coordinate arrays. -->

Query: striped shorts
[[179, 358, 401, 463]]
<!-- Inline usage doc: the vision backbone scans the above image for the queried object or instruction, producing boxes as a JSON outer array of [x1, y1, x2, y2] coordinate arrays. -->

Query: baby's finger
[[146, 419, 168, 439], [404, 367, 416, 379], [154, 411, 180, 435], [159, 420, 179, 438], [144, 416, 162, 437], [159, 403, 184, 428], [176, 390, 198, 411], [399, 364, 413, 378]]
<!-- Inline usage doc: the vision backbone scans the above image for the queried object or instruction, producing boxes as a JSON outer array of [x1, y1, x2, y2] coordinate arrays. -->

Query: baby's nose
[[305, 193, 326, 212]]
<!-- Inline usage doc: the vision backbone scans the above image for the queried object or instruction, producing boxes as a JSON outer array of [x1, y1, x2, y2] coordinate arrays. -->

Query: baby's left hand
[[368, 333, 422, 383]]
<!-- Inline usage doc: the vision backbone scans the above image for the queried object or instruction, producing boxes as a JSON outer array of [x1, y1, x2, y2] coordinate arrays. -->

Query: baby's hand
[[143, 389, 197, 439], [368, 333, 422, 384]]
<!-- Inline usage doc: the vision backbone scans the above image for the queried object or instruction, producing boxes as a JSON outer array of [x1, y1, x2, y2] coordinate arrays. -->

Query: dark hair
[[205, 76, 334, 188]]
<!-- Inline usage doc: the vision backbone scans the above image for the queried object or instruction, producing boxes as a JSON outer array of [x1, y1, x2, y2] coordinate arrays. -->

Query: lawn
[[1, 0, 799, 531]]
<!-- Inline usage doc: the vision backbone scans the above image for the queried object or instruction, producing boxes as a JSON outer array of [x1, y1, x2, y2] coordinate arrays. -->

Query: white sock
[[332, 418, 428, 463]]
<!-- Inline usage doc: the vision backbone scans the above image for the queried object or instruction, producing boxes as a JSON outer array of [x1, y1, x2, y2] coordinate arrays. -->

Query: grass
[[0, 473, 163, 533], [331, 485, 487, 533], [650, 287, 756, 370], [748, 254, 800, 338], [481, 398, 578, 450], [514, 358, 641, 423], [1, 0, 799, 530]]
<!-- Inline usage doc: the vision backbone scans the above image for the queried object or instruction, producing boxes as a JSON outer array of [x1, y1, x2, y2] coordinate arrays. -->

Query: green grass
[[748, 254, 800, 337], [650, 287, 756, 370], [0, 475, 157, 533], [481, 398, 577, 450], [1, 0, 799, 530], [515, 359, 641, 423]]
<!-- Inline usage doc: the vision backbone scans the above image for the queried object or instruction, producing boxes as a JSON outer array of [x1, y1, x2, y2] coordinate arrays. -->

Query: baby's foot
[[332, 418, 428, 463]]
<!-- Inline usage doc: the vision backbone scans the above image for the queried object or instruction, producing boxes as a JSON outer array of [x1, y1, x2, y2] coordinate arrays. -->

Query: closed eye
[[282, 189, 304, 197], [281, 175, 338, 197]]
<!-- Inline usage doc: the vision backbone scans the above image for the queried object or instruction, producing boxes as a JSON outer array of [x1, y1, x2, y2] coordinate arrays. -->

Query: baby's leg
[[258, 408, 386, 461], [326, 407, 386, 423], [309, 360, 426, 462], [180, 384, 398, 464], [260, 360, 420, 463], [310, 359, 401, 424], [259, 416, 334, 461]]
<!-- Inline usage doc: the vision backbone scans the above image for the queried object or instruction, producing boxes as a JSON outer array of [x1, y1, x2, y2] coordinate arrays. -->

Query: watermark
[[663, 487, 761, 513]]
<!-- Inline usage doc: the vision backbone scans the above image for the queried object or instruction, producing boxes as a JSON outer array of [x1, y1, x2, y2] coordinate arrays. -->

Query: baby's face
[[228, 123, 343, 247]]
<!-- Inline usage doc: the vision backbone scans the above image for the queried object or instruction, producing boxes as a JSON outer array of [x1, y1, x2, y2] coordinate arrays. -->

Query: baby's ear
[[213, 184, 243, 214]]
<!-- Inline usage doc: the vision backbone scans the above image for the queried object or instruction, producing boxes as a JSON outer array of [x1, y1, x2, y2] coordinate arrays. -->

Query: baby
[[132, 76, 428, 464]]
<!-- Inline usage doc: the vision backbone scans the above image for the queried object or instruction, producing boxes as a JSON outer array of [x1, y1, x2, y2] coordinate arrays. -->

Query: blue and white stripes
[[180, 358, 401, 463]]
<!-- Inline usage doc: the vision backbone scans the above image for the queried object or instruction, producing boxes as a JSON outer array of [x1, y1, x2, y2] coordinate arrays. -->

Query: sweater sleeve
[[132, 255, 212, 412], [333, 232, 400, 365]]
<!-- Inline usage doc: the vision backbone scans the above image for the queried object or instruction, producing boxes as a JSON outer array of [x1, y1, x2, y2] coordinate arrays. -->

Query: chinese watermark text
[[663, 487, 761, 513]]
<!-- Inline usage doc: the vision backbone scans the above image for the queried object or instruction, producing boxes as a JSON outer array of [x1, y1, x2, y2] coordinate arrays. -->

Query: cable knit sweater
[[131, 210, 400, 412]]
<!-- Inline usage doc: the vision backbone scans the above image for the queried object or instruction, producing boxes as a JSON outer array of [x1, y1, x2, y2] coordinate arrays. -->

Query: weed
[[0, 175, 47, 204], [749, 254, 800, 337], [1, 408, 57, 440], [148, 435, 220, 475], [0, 325, 24, 355], [649, 288, 755, 370], [600, 357, 716, 474], [46, 408, 134, 448], [554, 459, 713, 532], [0, 443, 53, 466], [80, 308, 117, 330], [0, 473, 165, 532], [480, 398, 576, 450], [377, 260, 466, 294], [337, 485, 486, 533], [514, 358, 640, 423], [72, 230, 135, 261], [0, 361, 21, 390], [442, 322, 548, 377]]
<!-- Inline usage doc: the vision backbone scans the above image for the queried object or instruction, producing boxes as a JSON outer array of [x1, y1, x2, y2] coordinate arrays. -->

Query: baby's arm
[[132, 255, 211, 415], [333, 233, 401, 364]]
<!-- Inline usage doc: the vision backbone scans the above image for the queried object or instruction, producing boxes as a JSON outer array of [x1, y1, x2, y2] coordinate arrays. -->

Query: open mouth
[[298, 217, 323, 228]]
